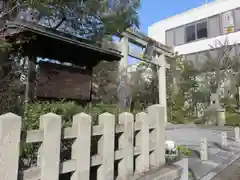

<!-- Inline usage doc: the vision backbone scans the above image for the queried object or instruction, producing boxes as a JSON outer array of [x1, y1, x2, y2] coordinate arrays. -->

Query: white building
[[148, 0, 240, 63]]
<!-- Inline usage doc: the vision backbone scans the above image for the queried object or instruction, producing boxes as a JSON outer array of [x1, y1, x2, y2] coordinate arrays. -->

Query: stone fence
[[0, 104, 167, 180], [200, 127, 240, 162]]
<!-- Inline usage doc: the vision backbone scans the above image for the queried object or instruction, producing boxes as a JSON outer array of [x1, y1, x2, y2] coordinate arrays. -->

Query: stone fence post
[[148, 104, 166, 168], [234, 127, 240, 142], [118, 112, 134, 178], [200, 138, 208, 161], [0, 104, 167, 180], [0, 113, 22, 180], [71, 113, 92, 180], [217, 108, 226, 126], [220, 132, 228, 148], [135, 112, 150, 173], [97, 113, 115, 180], [39, 113, 61, 180]]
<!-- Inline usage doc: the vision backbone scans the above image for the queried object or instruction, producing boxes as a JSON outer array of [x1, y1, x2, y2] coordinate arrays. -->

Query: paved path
[[166, 124, 240, 180], [211, 157, 240, 180]]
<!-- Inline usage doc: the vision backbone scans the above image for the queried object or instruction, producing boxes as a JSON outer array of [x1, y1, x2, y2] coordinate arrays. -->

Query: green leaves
[[2, 0, 140, 40], [177, 145, 192, 157], [23, 0, 60, 7], [0, 39, 12, 49]]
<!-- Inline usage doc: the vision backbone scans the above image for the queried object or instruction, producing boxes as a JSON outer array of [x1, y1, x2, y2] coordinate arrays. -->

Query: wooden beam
[[26, 56, 37, 102]]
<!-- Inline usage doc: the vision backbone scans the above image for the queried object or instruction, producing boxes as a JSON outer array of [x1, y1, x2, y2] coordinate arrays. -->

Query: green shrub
[[201, 106, 218, 125], [20, 101, 139, 170], [189, 170, 196, 180], [23, 101, 84, 130], [22, 101, 133, 129], [86, 103, 130, 123], [20, 101, 85, 169], [167, 91, 190, 124], [225, 112, 240, 126], [222, 97, 236, 113], [177, 145, 192, 158]]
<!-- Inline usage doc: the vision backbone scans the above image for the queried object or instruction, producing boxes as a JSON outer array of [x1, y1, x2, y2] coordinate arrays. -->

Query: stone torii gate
[[103, 29, 174, 123]]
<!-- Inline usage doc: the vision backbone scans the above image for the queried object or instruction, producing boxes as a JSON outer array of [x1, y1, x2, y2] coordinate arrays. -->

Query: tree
[[166, 54, 199, 121], [200, 39, 240, 108], [92, 60, 119, 103], [167, 54, 211, 120], [226, 46, 240, 109], [0, 0, 140, 41], [0, 0, 141, 113], [202, 39, 233, 94], [0, 51, 25, 114]]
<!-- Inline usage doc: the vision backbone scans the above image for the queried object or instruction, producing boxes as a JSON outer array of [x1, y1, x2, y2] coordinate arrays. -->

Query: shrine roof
[[1, 20, 122, 67]]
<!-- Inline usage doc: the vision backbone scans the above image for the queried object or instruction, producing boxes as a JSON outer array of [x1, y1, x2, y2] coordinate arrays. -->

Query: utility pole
[[204, 0, 208, 7]]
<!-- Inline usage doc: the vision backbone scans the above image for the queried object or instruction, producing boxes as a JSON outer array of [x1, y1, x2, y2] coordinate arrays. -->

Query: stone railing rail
[[0, 104, 168, 180]]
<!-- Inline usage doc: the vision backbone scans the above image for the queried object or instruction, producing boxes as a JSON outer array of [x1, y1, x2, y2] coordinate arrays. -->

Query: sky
[[138, 0, 215, 33]]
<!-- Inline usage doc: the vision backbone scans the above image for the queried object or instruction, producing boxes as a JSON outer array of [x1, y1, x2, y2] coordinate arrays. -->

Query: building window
[[185, 20, 208, 43], [186, 25, 196, 43], [197, 21, 208, 39], [234, 8, 240, 31], [165, 29, 175, 46]]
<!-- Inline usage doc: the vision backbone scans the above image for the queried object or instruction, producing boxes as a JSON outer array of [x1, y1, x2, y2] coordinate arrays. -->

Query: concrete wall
[[174, 31, 240, 55]]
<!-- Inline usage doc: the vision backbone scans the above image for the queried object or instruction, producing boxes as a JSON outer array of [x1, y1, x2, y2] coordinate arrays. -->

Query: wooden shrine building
[[0, 20, 122, 103], [0, 6, 175, 109]]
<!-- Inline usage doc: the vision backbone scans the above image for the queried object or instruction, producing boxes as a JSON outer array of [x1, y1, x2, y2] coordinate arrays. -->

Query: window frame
[[165, 28, 175, 46], [234, 8, 240, 31], [196, 20, 208, 40], [185, 19, 208, 43], [174, 25, 185, 46], [207, 14, 221, 38], [167, 7, 240, 46], [185, 23, 196, 43]]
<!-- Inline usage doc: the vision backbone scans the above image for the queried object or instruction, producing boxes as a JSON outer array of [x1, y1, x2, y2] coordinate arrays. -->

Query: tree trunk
[[117, 72, 131, 108], [117, 36, 129, 108], [212, 68, 221, 108], [235, 86, 240, 110], [24, 56, 36, 113]]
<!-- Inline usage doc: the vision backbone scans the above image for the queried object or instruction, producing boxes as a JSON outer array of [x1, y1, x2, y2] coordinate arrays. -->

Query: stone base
[[217, 108, 226, 126], [132, 164, 183, 180], [203, 107, 226, 127]]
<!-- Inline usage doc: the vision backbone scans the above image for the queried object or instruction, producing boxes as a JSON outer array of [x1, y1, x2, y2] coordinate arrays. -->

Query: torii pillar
[[154, 54, 170, 124], [117, 36, 130, 108]]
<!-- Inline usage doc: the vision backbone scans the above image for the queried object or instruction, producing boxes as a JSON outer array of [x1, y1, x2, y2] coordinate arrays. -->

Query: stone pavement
[[166, 124, 240, 180], [210, 157, 240, 180]]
